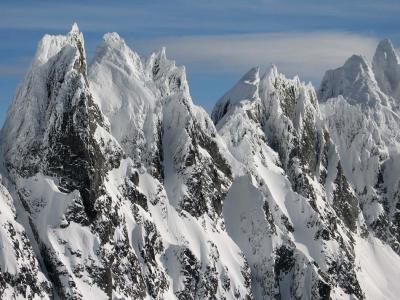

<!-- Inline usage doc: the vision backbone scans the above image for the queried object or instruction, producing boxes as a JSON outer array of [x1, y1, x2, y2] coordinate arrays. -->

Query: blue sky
[[1, 0, 400, 124]]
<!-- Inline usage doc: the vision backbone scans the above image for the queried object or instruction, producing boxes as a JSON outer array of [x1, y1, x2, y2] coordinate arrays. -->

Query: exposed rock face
[[1, 25, 400, 300]]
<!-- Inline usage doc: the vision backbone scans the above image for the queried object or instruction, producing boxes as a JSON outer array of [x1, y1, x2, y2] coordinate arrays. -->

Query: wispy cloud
[[135, 31, 380, 82], [0, 0, 398, 34]]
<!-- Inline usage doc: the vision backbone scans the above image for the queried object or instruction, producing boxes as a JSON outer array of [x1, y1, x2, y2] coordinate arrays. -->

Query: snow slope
[[0, 176, 50, 299]]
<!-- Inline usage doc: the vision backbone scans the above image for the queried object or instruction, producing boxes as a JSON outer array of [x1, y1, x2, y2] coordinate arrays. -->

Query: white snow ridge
[[0, 24, 399, 300]]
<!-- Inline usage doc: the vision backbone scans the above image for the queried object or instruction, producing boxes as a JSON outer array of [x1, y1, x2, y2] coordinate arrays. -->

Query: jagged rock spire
[[69, 22, 79, 33], [373, 38, 400, 98]]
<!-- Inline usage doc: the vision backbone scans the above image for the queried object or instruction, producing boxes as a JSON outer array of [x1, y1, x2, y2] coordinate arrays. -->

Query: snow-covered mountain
[[213, 64, 375, 299], [0, 24, 399, 299], [0, 24, 251, 300], [319, 39, 400, 257]]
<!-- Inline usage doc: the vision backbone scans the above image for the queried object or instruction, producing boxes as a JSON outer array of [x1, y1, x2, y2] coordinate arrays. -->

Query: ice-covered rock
[[319, 54, 389, 107], [372, 39, 400, 100], [212, 67, 260, 124], [319, 40, 400, 257], [214, 65, 366, 299]]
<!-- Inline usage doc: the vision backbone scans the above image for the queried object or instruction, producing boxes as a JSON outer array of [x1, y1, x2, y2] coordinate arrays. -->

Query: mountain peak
[[66, 22, 84, 47], [67, 22, 84, 46], [1, 22, 91, 176], [344, 54, 370, 70], [240, 66, 260, 83], [69, 22, 80, 34], [211, 66, 260, 124], [375, 38, 398, 60], [158, 46, 167, 59], [91, 31, 144, 82], [372, 38, 400, 98], [102, 32, 123, 45], [318, 53, 388, 106], [266, 64, 279, 79]]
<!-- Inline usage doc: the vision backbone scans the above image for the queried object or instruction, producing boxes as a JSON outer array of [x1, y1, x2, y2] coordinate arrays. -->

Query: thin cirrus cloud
[[0, 31, 384, 85], [136, 31, 381, 83]]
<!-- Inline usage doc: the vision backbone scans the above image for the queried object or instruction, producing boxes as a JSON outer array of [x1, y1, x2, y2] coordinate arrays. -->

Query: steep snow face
[[0, 177, 50, 299], [355, 235, 400, 299], [161, 94, 234, 218], [89, 33, 162, 177], [372, 39, 400, 100], [215, 66, 366, 299], [223, 176, 334, 300], [320, 40, 400, 255]]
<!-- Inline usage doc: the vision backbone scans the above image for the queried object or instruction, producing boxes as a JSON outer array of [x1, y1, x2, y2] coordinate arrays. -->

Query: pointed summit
[[29, 22, 85, 68], [211, 67, 260, 124], [66, 21, 84, 46], [318, 54, 387, 106], [145, 46, 189, 97], [240, 66, 260, 83], [374, 39, 398, 63], [372, 38, 400, 98], [265, 64, 279, 80], [1, 23, 92, 176], [69, 22, 80, 34], [102, 32, 123, 45], [91, 31, 143, 78], [261, 64, 302, 94], [66, 22, 83, 46], [344, 54, 370, 72], [158, 46, 167, 60]]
